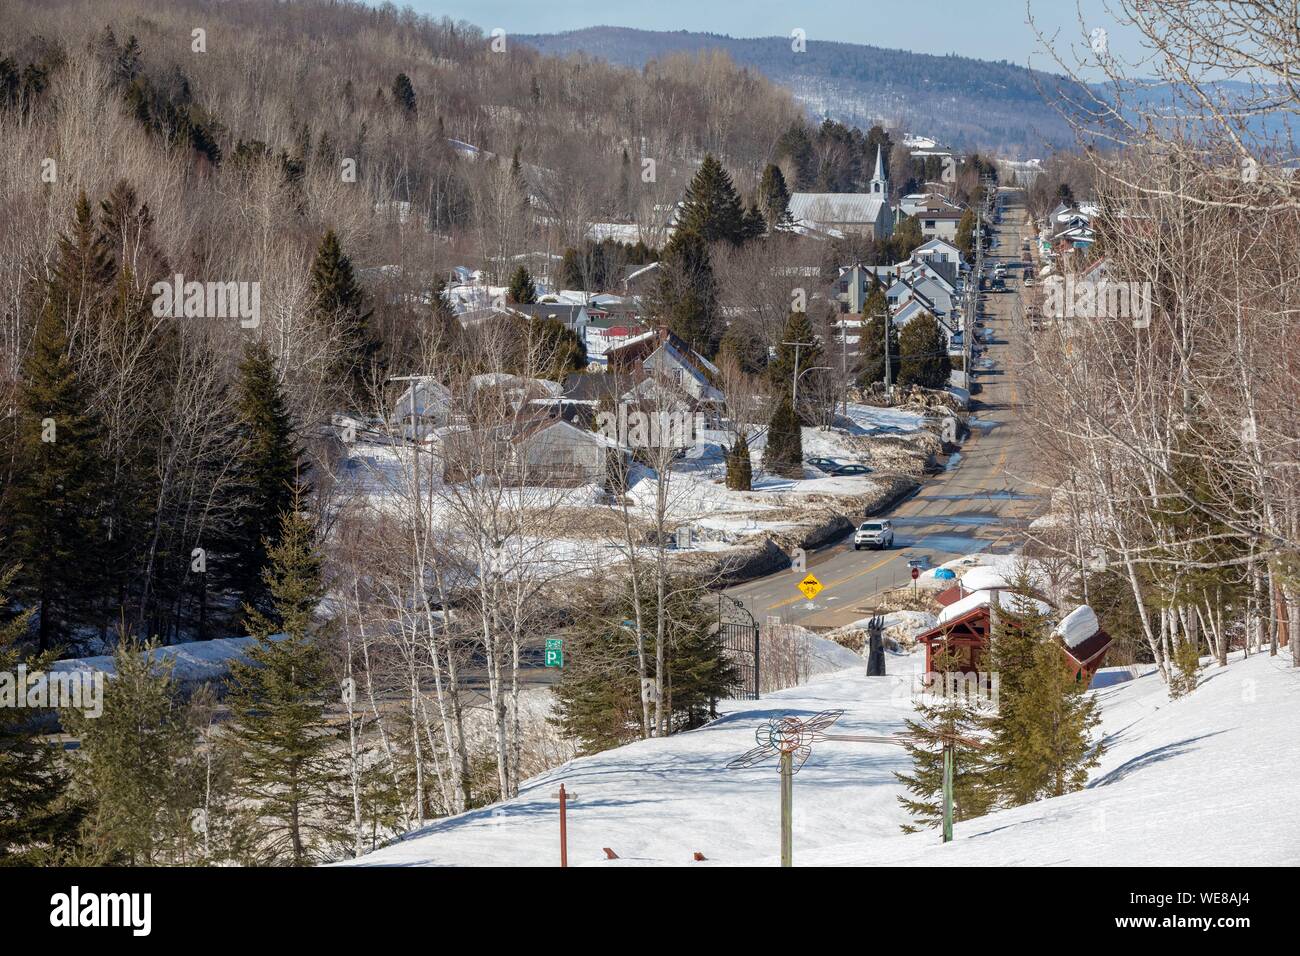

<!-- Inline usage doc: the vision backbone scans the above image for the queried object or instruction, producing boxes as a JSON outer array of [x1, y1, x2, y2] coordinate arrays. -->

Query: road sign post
[[553, 783, 577, 866], [942, 743, 955, 843], [797, 573, 823, 601], [545, 637, 563, 668]]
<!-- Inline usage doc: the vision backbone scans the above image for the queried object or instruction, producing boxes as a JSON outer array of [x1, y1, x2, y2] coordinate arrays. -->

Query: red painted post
[[559, 784, 568, 868]]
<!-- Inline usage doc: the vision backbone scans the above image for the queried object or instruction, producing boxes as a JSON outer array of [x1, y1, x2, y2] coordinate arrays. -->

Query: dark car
[[806, 457, 871, 477]]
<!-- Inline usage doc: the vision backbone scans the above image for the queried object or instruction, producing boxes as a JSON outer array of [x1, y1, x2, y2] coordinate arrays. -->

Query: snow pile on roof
[[1053, 605, 1100, 650], [936, 588, 1052, 626], [959, 565, 1009, 593]]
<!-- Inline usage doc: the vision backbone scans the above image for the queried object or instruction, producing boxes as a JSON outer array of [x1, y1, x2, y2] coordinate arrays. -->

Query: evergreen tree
[[65, 638, 212, 865], [983, 579, 1103, 806], [889, 214, 924, 259], [391, 73, 416, 117], [552, 577, 738, 753], [768, 311, 822, 401], [895, 652, 994, 832], [655, 230, 720, 357], [955, 208, 978, 259], [529, 317, 587, 382], [757, 163, 794, 232], [717, 323, 769, 374], [506, 265, 538, 304], [740, 201, 767, 242], [225, 505, 346, 866], [775, 123, 816, 189], [310, 229, 378, 405], [1006, 638, 1104, 799], [725, 432, 753, 491], [560, 247, 584, 290], [856, 287, 899, 387], [425, 277, 463, 366], [95, 181, 178, 636], [0, 567, 82, 863], [224, 342, 302, 620], [764, 395, 803, 478], [1170, 637, 1202, 698], [10, 194, 111, 650], [671, 154, 747, 246], [897, 312, 952, 390]]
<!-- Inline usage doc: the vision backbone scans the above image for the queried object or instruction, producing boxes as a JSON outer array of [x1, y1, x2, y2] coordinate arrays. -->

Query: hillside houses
[[604, 327, 724, 412]]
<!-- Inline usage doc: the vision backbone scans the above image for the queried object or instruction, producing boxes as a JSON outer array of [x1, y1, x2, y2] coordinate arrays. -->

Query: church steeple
[[870, 144, 888, 197]]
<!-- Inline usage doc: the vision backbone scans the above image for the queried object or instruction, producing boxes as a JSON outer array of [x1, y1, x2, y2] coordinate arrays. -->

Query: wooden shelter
[[916, 596, 1113, 689]]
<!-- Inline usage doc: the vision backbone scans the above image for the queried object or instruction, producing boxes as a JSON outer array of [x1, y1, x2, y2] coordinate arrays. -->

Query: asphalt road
[[725, 189, 1042, 630]]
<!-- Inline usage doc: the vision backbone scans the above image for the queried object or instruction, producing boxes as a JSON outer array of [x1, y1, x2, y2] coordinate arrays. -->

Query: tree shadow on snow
[[1087, 731, 1227, 789]]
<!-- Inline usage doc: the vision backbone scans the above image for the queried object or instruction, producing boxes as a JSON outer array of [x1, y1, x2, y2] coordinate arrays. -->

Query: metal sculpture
[[727, 709, 984, 861], [726, 710, 845, 866], [866, 614, 886, 676]]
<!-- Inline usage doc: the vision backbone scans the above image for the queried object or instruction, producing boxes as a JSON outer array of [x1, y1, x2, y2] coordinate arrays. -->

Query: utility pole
[[840, 321, 848, 419], [967, 203, 980, 386], [881, 311, 892, 404], [783, 340, 806, 406]]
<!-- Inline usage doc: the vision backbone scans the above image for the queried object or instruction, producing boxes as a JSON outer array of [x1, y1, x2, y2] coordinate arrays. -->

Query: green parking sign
[[545, 638, 563, 668]]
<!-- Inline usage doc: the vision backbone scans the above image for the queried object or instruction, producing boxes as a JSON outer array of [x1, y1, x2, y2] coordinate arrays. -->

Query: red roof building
[[916, 598, 1113, 689]]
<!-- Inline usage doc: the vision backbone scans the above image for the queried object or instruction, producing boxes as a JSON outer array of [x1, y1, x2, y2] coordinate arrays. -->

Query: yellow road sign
[[797, 573, 823, 600]]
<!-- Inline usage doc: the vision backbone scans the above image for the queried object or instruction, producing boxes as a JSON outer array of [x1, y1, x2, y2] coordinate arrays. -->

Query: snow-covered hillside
[[341, 650, 1299, 867]]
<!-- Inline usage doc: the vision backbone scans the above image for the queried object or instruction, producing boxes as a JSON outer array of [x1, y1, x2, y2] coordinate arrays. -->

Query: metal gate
[[718, 595, 760, 700]]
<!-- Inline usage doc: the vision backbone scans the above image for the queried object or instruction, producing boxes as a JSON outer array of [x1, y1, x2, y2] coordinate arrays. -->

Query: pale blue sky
[[373, 0, 1150, 71]]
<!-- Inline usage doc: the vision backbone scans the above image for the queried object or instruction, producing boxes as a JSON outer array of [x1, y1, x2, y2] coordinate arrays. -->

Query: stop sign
[[911, 567, 920, 580]]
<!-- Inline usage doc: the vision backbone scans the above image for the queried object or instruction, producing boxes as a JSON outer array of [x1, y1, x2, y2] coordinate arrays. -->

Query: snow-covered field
[[341, 648, 1299, 867]]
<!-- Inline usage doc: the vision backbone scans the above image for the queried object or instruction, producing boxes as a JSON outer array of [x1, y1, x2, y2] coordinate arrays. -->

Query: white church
[[787, 145, 895, 240]]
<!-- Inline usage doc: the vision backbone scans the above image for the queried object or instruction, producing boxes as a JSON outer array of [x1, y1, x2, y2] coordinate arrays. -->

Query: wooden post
[[558, 784, 569, 867], [780, 750, 793, 867], [941, 743, 954, 843]]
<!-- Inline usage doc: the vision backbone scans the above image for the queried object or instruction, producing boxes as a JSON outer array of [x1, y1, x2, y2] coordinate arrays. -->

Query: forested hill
[[519, 26, 1087, 157]]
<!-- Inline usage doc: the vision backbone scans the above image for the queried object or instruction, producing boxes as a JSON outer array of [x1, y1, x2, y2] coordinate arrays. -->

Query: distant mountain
[[518, 27, 1087, 158]]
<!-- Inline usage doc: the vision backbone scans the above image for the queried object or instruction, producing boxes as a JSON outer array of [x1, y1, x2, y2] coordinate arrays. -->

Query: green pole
[[942, 742, 954, 843], [780, 750, 793, 867]]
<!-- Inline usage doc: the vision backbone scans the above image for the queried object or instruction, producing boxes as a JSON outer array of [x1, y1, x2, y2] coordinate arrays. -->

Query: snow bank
[[340, 650, 1299, 867], [50, 634, 287, 685]]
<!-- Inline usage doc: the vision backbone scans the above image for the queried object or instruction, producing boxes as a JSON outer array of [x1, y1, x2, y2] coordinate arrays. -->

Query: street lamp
[[793, 364, 832, 408]]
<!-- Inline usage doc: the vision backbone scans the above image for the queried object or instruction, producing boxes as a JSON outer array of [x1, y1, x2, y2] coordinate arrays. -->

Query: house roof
[[913, 237, 963, 260], [508, 303, 588, 328], [1060, 629, 1113, 667], [789, 192, 889, 226]]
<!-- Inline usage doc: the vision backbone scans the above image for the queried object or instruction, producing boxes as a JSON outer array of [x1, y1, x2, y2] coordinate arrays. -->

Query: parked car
[[806, 456, 843, 473], [853, 519, 894, 550], [807, 457, 870, 477]]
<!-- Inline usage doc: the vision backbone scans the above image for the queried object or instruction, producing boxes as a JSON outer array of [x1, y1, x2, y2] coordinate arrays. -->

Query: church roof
[[789, 193, 889, 226]]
